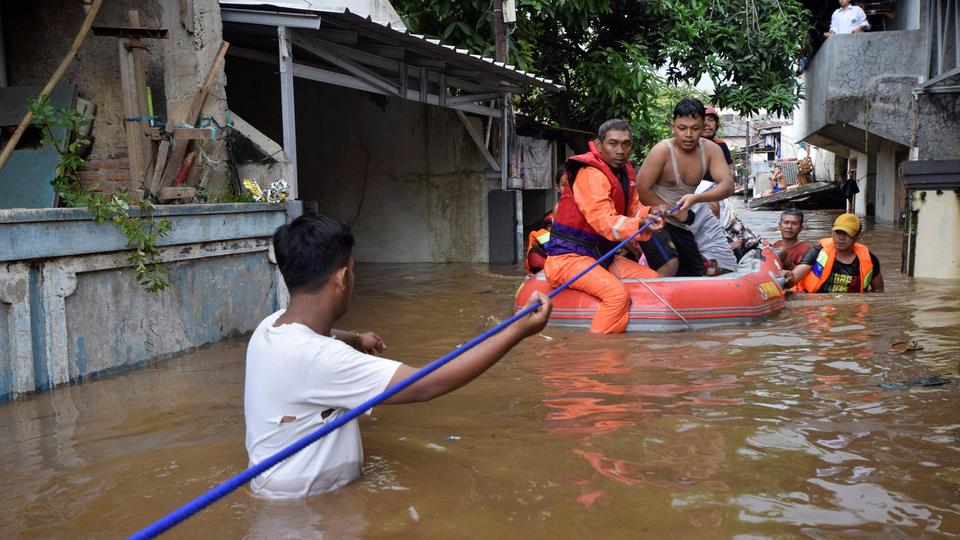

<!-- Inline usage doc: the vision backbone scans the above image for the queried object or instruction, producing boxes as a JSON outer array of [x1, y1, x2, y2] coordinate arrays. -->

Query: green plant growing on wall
[[29, 95, 172, 293]]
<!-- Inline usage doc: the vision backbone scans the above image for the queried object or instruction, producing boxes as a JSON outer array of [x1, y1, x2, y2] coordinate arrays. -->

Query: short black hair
[[673, 98, 706, 121], [555, 169, 566, 189], [273, 215, 354, 293], [597, 118, 632, 141], [780, 208, 804, 224]]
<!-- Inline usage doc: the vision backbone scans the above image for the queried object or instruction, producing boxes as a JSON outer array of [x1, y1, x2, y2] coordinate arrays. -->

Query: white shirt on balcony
[[829, 4, 870, 34]]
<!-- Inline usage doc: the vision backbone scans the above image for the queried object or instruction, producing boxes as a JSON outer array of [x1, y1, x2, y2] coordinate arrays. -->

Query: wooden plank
[[128, 11, 152, 189], [158, 40, 229, 188], [118, 38, 145, 192], [144, 139, 169, 194], [158, 186, 196, 202], [172, 127, 216, 140]]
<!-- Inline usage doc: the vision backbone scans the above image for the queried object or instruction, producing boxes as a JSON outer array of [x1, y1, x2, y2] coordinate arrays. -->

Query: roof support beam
[[500, 93, 509, 192], [278, 26, 298, 200], [356, 43, 406, 59], [227, 46, 502, 116], [500, 93, 523, 263], [455, 111, 500, 171], [419, 66, 428, 103], [439, 72, 447, 106], [315, 28, 357, 44], [293, 63, 500, 116], [288, 32, 401, 97], [447, 92, 502, 106], [292, 30, 396, 70]]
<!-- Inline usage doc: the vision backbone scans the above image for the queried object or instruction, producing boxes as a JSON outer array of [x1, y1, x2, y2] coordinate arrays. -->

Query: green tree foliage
[[30, 96, 172, 293], [393, 0, 809, 152]]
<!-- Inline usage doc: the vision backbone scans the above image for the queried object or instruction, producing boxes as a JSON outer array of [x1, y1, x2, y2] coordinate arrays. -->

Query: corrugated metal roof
[[220, 0, 407, 30], [219, 1, 562, 92]]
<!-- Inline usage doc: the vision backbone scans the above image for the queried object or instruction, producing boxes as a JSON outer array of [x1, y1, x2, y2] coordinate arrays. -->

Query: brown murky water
[[2, 204, 959, 538]]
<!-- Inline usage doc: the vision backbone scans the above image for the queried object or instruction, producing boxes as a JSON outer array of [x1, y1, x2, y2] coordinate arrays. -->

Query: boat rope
[[130, 202, 688, 539], [636, 280, 693, 330]]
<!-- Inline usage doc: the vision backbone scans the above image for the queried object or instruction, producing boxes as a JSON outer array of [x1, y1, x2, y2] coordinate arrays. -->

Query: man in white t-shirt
[[245, 215, 551, 499], [825, 0, 870, 36]]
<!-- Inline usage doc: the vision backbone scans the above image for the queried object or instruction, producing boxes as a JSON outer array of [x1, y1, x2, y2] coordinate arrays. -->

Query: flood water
[[2, 204, 959, 538]]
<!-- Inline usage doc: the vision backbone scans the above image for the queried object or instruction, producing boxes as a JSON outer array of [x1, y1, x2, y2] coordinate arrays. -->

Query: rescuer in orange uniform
[[543, 119, 664, 334], [781, 213, 885, 293]]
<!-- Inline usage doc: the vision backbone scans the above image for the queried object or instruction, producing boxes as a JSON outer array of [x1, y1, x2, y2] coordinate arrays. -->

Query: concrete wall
[[225, 57, 498, 263], [801, 26, 960, 161], [798, 24, 960, 224], [0, 204, 288, 402], [801, 30, 925, 152], [912, 190, 960, 279], [917, 93, 960, 161]]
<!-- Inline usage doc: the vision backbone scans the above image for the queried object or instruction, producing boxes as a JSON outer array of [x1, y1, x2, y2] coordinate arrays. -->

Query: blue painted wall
[[0, 204, 290, 401]]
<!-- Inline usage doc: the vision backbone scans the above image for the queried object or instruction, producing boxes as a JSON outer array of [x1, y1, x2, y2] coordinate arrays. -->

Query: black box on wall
[[488, 190, 517, 264]]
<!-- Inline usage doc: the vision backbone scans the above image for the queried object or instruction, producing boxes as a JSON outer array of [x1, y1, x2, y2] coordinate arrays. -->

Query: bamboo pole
[[0, 0, 103, 172]]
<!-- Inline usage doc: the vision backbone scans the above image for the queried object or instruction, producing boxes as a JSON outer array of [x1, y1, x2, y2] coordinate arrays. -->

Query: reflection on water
[[1, 205, 959, 537]]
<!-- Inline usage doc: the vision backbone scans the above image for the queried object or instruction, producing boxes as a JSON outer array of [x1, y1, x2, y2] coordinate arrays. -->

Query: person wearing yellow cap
[[780, 213, 884, 293]]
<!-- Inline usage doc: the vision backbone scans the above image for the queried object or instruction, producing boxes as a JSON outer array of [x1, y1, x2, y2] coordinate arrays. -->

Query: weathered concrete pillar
[[875, 140, 899, 223], [813, 148, 836, 182], [851, 150, 871, 216], [0, 263, 35, 397], [38, 261, 79, 388], [162, 0, 231, 198]]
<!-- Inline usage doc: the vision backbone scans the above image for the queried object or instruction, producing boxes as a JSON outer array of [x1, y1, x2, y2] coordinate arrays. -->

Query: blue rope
[[130, 204, 683, 539]]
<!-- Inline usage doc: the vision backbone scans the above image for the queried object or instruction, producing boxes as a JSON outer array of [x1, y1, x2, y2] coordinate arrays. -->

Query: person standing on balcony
[[825, 0, 870, 36]]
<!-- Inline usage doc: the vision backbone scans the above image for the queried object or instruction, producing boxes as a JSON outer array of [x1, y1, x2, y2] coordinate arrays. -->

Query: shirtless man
[[635, 98, 735, 276]]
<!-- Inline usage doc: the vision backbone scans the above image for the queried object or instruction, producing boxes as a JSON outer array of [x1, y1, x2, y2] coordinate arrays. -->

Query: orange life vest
[[525, 227, 551, 273], [547, 141, 633, 262], [797, 238, 874, 293]]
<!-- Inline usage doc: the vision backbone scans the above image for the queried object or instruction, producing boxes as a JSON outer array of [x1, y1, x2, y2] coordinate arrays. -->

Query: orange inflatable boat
[[514, 246, 787, 331]]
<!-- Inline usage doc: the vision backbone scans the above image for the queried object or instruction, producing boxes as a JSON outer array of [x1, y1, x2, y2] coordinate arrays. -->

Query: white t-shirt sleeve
[[855, 6, 870, 30], [303, 340, 402, 410]]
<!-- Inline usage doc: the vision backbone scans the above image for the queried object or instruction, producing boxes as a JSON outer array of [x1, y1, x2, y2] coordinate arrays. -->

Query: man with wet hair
[[772, 208, 811, 271], [635, 97, 735, 276], [245, 215, 551, 498], [544, 118, 664, 333], [702, 106, 735, 182], [781, 213, 884, 293]]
